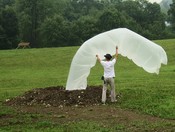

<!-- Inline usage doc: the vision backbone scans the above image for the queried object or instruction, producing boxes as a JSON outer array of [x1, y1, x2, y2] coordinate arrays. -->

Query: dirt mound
[[5, 86, 111, 107]]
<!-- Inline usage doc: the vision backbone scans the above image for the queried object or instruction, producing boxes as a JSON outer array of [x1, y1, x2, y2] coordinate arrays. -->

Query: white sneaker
[[111, 100, 117, 103]]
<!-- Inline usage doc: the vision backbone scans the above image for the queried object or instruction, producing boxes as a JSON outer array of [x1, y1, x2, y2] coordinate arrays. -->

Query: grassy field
[[0, 39, 175, 131]]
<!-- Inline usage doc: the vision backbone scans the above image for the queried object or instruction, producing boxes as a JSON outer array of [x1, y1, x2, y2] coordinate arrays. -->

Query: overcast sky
[[148, 0, 162, 3]]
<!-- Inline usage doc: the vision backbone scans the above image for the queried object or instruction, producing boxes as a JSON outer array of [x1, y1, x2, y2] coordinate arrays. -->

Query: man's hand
[[96, 54, 101, 62], [116, 47, 118, 59]]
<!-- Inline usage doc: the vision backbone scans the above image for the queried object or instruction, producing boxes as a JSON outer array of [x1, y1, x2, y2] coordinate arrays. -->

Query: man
[[96, 47, 118, 104]]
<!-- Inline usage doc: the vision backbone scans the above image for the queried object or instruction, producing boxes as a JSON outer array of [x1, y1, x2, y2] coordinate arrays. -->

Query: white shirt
[[100, 58, 116, 78]]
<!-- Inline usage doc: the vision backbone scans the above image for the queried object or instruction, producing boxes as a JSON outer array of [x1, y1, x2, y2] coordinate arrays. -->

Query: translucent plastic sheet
[[66, 28, 167, 90]]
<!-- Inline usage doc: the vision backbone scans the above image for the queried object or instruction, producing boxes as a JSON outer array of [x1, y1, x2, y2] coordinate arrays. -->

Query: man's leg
[[110, 78, 116, 102], [102, 79, 108, 103]]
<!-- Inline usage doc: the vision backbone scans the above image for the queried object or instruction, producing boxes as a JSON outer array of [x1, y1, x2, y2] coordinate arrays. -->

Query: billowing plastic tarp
[[66, 28, 167, 90]]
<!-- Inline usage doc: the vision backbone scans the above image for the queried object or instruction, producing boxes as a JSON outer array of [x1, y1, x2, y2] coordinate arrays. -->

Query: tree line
[[0, 0, 175, 49]]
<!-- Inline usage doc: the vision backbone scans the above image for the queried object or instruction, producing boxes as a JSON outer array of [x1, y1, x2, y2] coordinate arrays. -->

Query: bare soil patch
[[5, 86, 111, 107]]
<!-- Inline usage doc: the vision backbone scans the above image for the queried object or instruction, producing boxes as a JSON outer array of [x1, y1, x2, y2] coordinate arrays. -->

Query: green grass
[[0, 120, 125, 132], [0, 39, 175, 131], [0, 47, 76, 99]]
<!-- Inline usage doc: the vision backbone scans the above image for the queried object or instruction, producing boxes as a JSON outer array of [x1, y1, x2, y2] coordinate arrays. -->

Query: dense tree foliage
[[0, 3, 18, 49], [168, 0, 175, 31], [160, 0, 172, 14], [0, 0, 174, 49]]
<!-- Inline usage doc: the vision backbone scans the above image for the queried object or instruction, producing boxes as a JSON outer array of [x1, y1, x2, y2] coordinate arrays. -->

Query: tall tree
[[74, 15, 99, 42], [120, 0, 165, 39], [40, 15, 68, 47], [1, 6, 18, 49], [16, 0, 53, 47], [0, 25, 7, 49], [97, 7, 139, 32], [168, 0, 175, 30], [0, 0, 15, 7]]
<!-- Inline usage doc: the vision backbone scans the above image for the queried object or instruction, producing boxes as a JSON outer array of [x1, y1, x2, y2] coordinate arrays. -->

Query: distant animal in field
[[16, 42, 30, 49]]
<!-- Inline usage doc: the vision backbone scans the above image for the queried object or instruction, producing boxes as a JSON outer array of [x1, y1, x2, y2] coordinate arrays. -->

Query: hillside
[[0, 39, 175, 131]]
